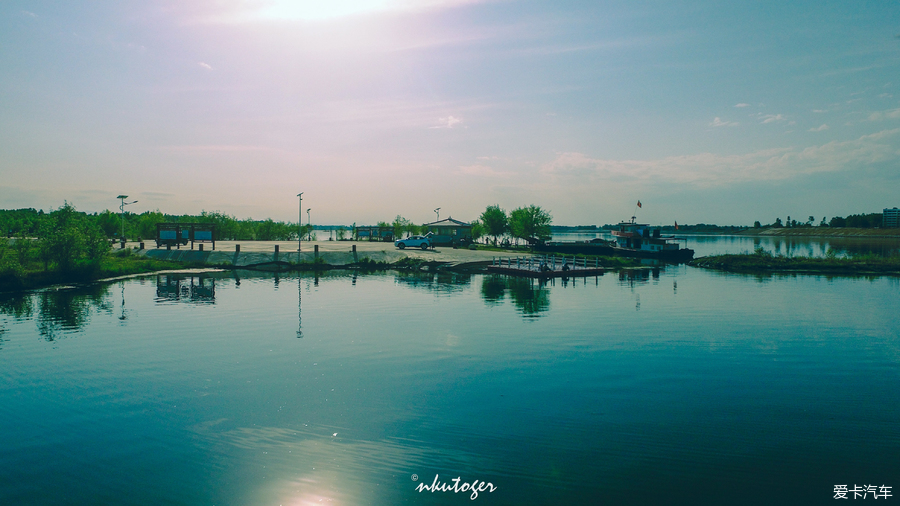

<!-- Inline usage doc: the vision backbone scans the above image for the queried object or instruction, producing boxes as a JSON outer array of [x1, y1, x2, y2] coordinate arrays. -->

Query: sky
[[1, 0, 898, 226]]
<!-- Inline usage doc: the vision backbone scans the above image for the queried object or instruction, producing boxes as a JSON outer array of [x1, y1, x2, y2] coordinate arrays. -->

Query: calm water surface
[[1, 261, 899, 505], [552, 231, 900, 258]]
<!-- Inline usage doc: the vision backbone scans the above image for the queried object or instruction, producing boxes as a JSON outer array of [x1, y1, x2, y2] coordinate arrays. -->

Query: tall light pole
[[117, 195, 138, 248], [434, 207, 441, 222], [306, 208, 311, 241], [297, 193, 303, 251]]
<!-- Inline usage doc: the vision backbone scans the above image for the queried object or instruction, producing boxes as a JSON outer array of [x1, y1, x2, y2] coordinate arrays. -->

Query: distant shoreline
[[733, 227, 900, 238]]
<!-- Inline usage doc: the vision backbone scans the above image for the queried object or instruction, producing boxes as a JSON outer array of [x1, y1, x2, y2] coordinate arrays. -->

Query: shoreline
[[689, 253, 900, 276], [733, 227, 900, 238]]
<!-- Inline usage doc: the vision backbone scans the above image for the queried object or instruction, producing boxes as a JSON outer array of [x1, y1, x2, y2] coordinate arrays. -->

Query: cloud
[[429, 115, 463, 129], [760, 114, 786, 124], [809, 124, 829, 132], [159, 144, 272, 152], [198, 62, 213, 70], [202, 0, 491, 23], [868, 108, 900, 121], [457, 164, 513, 177], [710, 117, 739, 127], [812, 109, 827, 113], [22, 10, 36, 17], [734, 103, 750, 108], [540, 129, 900, 188]]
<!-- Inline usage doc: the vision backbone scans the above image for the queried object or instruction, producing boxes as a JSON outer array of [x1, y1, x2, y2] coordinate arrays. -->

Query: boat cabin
[[611, 221, 682, 252]]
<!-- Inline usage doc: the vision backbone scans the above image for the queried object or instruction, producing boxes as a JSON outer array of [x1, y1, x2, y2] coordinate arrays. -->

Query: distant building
[[355, 226, 394, 242], [884, 208, 900, 228], [423, 217, 473, 247]]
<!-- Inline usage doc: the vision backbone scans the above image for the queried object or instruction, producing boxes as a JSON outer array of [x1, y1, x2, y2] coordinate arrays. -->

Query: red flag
[[675, 221, 679, 230], [637, 200, 642, 208]]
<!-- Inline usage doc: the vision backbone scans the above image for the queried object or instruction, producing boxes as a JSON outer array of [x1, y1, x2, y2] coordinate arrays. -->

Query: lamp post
[[116, 195, 138, 248], [306, 208, 311, 241], [434, 207, 441, 222], [297, 193, 303, 251]]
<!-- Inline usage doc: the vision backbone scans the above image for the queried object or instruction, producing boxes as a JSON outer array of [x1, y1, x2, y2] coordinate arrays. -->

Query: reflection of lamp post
[[297, 193, 303, 251], [116, 195, 138, 248], [306, 208, 311, 241], [434, 207, 441, 222]]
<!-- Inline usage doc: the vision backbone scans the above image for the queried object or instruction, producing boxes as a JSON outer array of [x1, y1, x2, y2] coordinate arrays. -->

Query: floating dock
[[486, 255, 605, 278]]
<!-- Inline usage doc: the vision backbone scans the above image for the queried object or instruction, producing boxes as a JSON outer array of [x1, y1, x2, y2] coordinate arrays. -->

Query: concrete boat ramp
[[132, 240, 514, 271]]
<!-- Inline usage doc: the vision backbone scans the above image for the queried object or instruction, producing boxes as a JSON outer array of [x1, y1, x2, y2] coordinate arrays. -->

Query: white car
[[395, 235, 432, 250]]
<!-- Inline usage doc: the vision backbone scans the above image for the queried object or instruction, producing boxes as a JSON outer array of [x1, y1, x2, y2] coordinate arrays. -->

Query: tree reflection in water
[[0, 293, 36, 348], [0, 285, 112, 343], [394, 271, 472, 294], [480, 275, 550, 317], [35, 285, 111, 341]]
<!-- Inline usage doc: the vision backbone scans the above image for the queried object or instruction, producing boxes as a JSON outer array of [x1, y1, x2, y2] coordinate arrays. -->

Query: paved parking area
[[126, 240, 533, 265]]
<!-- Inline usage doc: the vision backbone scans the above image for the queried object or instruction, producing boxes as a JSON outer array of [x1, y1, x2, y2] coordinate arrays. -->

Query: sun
[[251, 0, 471, 21]]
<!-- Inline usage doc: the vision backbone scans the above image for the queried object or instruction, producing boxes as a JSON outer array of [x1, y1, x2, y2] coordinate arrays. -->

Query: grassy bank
[[736, 227, 900, 238], [0, 249, 189, 292], [690, 250, 900, 275]]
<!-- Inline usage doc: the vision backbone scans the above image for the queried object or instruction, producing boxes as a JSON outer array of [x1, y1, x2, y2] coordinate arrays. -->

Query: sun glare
[[250, 0, 475, 20]]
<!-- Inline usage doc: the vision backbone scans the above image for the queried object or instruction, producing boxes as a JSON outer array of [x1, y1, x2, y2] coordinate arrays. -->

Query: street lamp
[[306, 208, 311, 241], [434, 207, 441, 222], [297, 193, 303, 251], [116, 195, 138, 248]]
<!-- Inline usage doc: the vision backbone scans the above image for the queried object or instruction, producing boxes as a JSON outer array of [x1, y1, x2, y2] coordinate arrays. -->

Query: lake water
[[1, 242, 899, 505], [551, 231, 900, 258]]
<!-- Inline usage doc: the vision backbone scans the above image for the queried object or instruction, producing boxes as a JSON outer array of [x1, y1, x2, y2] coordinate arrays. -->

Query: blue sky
[[1, 0, 898, 226]]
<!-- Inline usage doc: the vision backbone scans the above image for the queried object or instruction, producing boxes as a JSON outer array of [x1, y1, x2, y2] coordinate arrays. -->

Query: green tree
[[480, 205, 508, 245], [392, 215, 420, 239], [38, 203, 108, 272], [470, 219, 484, 242], [508, 205, 552, 245], [135, 211, 166, 240]]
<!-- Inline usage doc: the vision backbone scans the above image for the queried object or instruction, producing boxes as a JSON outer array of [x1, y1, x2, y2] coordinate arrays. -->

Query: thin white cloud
[[209, 0, 491, 22], [809, 124, 829, 132], [812, 109, 827, 113], [198, 62, 213, 70], [868, 108, 900, 121], [22, 10, 36, 17], [457, 164, 513, 177], [734, 103, 751, 108], [760, 114, 786, 124], [429, 115, 463, 129], [710, 117, 739, 127], [159, 144, 273, 152], [540, 129, 900, 188]]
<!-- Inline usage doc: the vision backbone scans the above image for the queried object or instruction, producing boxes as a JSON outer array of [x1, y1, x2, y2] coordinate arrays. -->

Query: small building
[[423, 217, 473, 247], [884, 208, 900, 228], [355, 226, 394, 242], [156, 223, 216, 250]]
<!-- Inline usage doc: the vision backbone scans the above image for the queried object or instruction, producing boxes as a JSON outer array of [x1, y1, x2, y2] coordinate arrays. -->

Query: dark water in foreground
[[1, 265, 898, 505]]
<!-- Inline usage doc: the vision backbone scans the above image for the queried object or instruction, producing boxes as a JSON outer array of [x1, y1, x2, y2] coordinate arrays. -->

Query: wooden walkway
[[486, 255, 605, 278]]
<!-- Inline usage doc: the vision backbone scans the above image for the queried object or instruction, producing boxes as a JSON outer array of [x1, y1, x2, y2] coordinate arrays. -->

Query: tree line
[[368, 205, 552, 245], [1, 207, 313, 242], [753, 212, 885, 229]]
